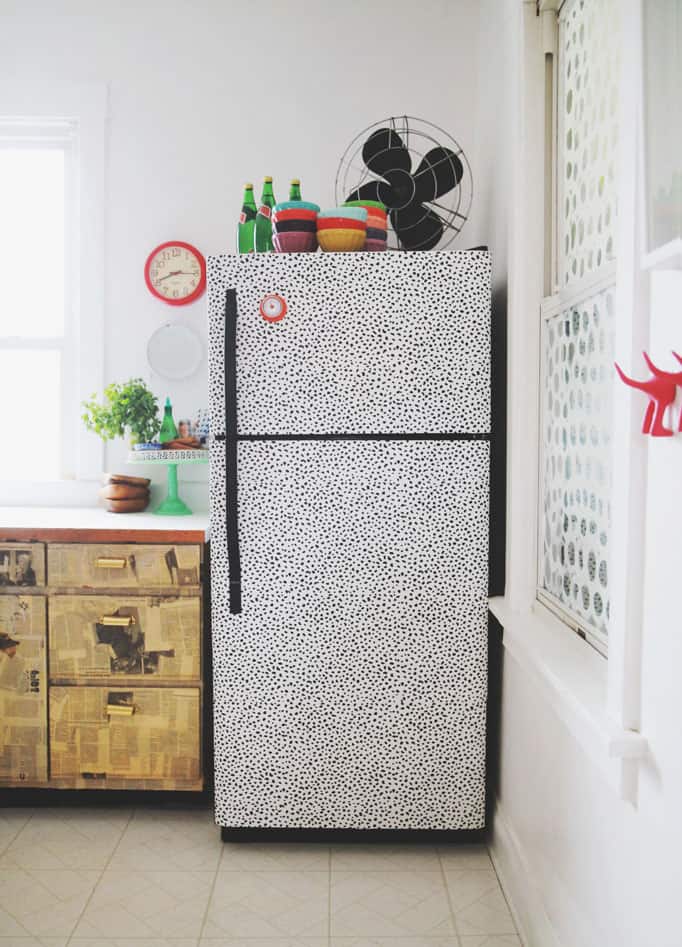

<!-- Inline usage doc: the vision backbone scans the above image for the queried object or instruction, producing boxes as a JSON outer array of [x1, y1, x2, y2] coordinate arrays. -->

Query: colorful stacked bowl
[[343, 200, 387, 251], [317, 206, 367, 252], [272, 201, 320, 252]]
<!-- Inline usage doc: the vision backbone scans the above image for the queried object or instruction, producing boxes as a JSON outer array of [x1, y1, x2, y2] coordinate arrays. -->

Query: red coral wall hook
[[642, 351, 682, 434], [614, 353, 676, 437]]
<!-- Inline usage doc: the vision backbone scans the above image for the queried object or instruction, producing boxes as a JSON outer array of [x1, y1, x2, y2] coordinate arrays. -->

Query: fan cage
[[335, 116, 473, 251]]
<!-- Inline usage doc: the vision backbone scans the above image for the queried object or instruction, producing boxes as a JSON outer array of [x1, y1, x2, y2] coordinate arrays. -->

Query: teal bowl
[[274, 200, 321, 213], [319, 206, 368, 221]]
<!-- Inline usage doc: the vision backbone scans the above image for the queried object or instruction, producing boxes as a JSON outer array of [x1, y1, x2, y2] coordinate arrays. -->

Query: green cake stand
[[127, 449, 209, 515]]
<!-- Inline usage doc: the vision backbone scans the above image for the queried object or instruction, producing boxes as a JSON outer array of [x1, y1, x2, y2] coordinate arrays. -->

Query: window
[[0, 122, 76, 480], [0, 81, 105, 489], [537, 0, 621, 655]]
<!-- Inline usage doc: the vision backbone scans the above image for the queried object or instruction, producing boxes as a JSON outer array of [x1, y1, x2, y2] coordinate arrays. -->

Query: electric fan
[[335, 116, 473, 251]]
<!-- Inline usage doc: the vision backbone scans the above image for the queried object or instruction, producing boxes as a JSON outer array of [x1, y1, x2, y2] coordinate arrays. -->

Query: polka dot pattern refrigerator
[[207, 251, 491, 832]]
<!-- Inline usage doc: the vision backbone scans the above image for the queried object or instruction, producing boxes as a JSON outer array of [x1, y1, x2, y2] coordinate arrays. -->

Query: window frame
[[0, 80, 106, 489], [534, 0, 626, 657]]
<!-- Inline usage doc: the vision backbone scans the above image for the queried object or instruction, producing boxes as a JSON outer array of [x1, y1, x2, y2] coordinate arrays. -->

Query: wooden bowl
[[103, 473, 151, 488], [104, 497, 150, 513], [100, 484, 150, 501]]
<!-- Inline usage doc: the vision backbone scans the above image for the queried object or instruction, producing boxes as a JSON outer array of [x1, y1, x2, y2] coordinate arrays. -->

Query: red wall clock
[[144, 241, 206, 306]]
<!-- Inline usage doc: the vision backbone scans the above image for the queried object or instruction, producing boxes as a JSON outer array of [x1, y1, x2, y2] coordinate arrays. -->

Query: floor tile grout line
[[327, 845, 332, 946], [437, 846, 463, 947], [196, 824, 225, 940], [0, 808, 37, 858], [485, 840, 522, 942], [63, 806, 135, 947]]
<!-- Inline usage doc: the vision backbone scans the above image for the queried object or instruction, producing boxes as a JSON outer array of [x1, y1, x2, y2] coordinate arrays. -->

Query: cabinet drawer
[[0, 542, 45, 588], [47, 543, 201, 589], [49, 685, 201, 784], [0, 595, 48, 785], [49, 594, 201, 682]]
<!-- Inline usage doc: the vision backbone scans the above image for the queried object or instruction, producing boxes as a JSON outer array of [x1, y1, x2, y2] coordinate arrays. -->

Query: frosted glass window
[[557, 0, 620, 287], [0, 148, 65, 338], [0, 349, 61, 480], [538, 0, 620, 654], [540, 287, 614, 645]]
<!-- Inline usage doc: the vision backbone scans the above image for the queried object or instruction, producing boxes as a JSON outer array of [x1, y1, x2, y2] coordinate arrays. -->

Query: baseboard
[[489, 799, 562, 947], [221, 826, 486, 843]]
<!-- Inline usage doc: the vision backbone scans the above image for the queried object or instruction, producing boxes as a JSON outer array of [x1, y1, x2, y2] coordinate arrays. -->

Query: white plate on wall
[[147, 323, 203, 379]]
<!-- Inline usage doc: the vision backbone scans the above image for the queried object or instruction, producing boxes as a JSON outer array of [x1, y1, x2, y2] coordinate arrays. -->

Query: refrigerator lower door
[[211, 438, 489, 830]]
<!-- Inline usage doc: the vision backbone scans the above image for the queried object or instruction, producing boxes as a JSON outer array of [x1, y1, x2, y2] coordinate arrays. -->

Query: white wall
[[1, 0, 489, 511], [484, 3, 682, 946]]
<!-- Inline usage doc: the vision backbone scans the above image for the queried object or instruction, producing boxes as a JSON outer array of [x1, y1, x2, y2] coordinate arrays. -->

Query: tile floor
[[0, 807, 521, 947]]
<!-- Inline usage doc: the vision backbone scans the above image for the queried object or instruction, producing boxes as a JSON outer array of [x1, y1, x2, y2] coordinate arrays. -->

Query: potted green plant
[[82, 379, 160, 448]]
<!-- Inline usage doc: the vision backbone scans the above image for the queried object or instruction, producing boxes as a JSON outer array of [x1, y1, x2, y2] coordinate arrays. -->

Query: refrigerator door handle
[[224, 288, 242, 614]]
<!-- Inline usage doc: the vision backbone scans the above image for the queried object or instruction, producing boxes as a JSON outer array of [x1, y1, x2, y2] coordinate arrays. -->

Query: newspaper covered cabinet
[[0, 595, 48, 785], [49, 595, 201, 682], [49, 685, 201, 788]]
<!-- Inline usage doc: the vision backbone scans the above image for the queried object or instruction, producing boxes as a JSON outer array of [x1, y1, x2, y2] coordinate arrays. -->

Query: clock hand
[[156, 270, 196, 281]]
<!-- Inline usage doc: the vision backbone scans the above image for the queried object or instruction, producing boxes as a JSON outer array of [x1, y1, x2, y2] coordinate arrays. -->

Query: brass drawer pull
[[95, 557, 127, 569], [99, 614, 136, 627], [107, 703, 135, 717]]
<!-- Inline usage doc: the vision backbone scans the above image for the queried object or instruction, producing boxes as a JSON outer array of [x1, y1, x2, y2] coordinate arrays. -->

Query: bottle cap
[[290, 178, 300, 185], [244, 182, 253, 188], [264, 176, 273, 182], [165, 396, 171, 407]]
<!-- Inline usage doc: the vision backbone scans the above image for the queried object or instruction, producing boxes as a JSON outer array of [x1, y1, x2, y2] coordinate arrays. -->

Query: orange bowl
[[366, 212, 388, 228], [318, 228, 366, 252]]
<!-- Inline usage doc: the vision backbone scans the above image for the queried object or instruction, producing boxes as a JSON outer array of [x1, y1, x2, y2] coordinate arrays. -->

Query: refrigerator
[[208, 250, 491, 832]]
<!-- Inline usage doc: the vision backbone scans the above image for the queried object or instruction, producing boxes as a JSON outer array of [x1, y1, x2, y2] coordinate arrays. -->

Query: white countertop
[[0, 506, 210, 541]]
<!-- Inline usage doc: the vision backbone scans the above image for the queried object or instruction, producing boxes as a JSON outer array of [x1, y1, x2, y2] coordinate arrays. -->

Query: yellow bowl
[[317, 228, 366, 252]]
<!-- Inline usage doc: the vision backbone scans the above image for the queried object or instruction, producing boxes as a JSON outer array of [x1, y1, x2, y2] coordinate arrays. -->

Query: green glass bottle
[[254, 176, 276, 252], [158, 396, 178, 444], [289, 178, 302, 200], [237, 183, 257, 254]]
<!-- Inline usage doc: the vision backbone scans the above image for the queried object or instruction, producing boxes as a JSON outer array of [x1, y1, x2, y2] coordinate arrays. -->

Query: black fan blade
[[413, 147, 463, 202], [391, 204, 443, 251], [345, 180, 384, 203], [362, 128, 412, 177]]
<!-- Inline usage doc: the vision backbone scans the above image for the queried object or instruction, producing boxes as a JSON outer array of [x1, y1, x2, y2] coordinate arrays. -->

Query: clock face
[[144, 241, 206, 306]]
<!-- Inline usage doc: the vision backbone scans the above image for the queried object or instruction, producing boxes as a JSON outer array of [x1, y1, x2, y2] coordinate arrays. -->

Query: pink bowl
[[364, 238, 387, 252], [273, 231, 318, 253]]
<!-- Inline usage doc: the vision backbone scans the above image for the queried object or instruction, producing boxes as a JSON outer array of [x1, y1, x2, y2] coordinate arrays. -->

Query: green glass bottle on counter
[[289, 178, 302, 200], [158, 396, 178, 444], [254, 176, 276, 252], [237, 183, 258, 254]]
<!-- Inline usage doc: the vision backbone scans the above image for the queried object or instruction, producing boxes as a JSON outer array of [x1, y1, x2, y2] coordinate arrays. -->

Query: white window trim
[[0, 79, 106, 493], [489, 0, 649, 803]]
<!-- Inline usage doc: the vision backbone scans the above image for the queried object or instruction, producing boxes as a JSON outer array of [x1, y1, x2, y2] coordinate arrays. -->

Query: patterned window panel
[[210, 439, 489, 830], [540, 284, 615, 642], [558, 0, 620, 288]]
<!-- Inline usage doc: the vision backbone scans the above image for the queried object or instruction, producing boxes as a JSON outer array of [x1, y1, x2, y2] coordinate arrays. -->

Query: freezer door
[[207, 251, 491, 435], [211, 438, 489, 830]]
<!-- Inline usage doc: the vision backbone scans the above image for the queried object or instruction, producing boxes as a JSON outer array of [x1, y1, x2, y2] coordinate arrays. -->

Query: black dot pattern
[[207, 252, 492, 830], [207, 251, 491, 435]]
